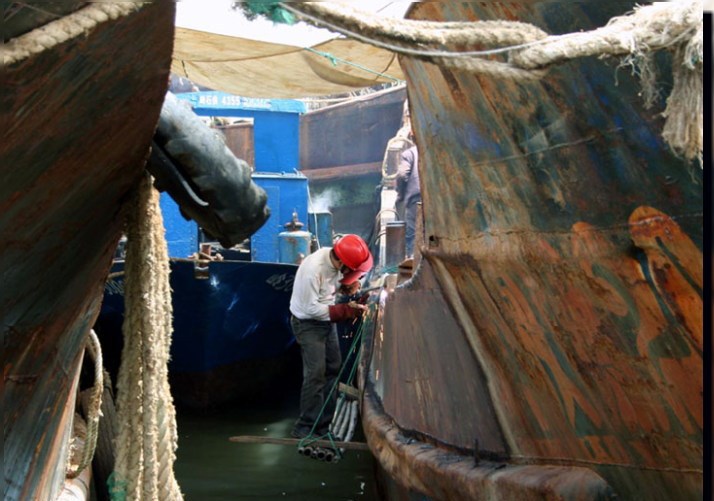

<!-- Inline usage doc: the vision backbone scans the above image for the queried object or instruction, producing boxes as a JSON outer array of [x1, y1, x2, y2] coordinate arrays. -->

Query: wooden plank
[[338, 382, 360, 400], [228, 435, 370, 451], [301, 161, 381, 181]]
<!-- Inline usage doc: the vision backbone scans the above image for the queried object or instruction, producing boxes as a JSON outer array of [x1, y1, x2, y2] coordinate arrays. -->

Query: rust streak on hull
[[362, 2, 703, 499]]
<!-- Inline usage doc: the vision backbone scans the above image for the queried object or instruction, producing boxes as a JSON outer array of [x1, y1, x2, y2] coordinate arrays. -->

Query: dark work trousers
[[291, 316, 342, 433], [405, 195, 421, 257]]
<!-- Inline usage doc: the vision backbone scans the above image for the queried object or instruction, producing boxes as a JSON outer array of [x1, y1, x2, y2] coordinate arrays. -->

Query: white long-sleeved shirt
[[289, 247, 342, 321]]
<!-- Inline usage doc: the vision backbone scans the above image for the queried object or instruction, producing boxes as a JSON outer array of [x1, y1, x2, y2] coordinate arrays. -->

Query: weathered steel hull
[[362, 2, 702, 500], [1, 4, 174, 500]]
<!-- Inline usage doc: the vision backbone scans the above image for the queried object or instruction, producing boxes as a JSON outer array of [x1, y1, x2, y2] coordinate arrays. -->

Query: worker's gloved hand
[[328, 302, 367, 322], [355, 292, 369, 305]]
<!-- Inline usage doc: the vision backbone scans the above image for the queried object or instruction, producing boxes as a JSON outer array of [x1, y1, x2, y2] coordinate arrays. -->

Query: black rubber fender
[[147, 92, 270, 248]]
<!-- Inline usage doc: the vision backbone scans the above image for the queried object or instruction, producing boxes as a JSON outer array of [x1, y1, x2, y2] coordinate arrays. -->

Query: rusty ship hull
[[361, 2, 703, 500], [1, 4, 175, 500]]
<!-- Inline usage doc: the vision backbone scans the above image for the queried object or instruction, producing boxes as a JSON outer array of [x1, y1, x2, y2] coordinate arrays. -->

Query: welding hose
[[299, 445, 335, 462], [298, 445, 314, 457], [330, 394, 346, 435], [329, 400, 359, 462], [344, 401, 359, 443], [331, 396, 352, 440], [334, 401, 360, 462], [311, 447, 328, 461], [336, 404, 351, 441]]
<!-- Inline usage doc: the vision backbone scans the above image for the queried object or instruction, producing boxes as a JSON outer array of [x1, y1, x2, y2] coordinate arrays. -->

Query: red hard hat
[[333, 234, 372, 272]]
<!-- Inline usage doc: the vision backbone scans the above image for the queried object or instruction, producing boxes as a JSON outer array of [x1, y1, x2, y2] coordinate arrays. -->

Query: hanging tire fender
[[147, 92, 270, 248]]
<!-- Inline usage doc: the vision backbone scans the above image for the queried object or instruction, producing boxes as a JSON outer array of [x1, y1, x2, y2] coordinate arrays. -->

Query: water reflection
[[174, 391, 380, 500]]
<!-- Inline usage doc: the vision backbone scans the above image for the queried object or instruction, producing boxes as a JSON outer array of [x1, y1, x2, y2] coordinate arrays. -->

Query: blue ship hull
[[97, 259, 299, 407]]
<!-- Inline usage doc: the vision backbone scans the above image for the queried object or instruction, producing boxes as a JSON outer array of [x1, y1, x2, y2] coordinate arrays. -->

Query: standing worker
[[396, 141, 421, 258], [289, 234, 373, 439]]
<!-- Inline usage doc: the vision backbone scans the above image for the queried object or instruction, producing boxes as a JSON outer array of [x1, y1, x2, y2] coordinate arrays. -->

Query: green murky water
[[174, 394, 381, 501]]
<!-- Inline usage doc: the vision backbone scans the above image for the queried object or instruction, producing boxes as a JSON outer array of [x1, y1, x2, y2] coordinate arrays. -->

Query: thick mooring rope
[[112, 174, 182, 501], [1, 3, 141, 65], [282, 2, 548, 50], [661, 39, 703, 163], [279, 1, 703, 163]]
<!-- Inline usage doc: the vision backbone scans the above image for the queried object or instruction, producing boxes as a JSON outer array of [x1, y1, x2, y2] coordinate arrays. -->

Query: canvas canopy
[[172, 28, 405, 98], [172, 1, 408, 98]]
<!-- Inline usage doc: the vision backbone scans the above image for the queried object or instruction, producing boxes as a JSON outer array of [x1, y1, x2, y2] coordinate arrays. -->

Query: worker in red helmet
[[288, 234, 373, 439]]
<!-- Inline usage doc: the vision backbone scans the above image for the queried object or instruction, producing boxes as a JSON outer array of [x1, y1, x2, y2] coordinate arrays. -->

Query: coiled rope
[[273, 1, 702, 163], [111, 174, 182, 501], [66, 329, 103, 479]]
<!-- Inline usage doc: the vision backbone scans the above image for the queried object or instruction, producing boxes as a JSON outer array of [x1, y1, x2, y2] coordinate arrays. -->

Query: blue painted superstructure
[[308, 211, 334, 249], [251, 174, 309, 263], [173, 91, 311, 262], [160, 192, 199, 258], [176, 91, 305, 173]]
